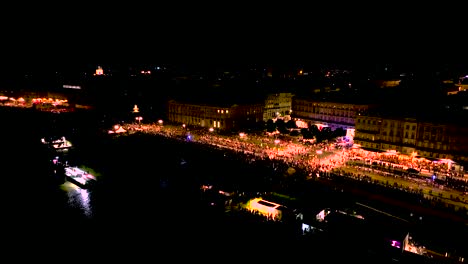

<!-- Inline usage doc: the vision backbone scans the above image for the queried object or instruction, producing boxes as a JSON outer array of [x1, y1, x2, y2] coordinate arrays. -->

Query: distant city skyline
[[2, 62, 468, 75]]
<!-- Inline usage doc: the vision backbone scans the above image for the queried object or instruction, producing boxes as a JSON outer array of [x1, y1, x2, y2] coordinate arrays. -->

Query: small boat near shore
[[64, 166, 96, 188]]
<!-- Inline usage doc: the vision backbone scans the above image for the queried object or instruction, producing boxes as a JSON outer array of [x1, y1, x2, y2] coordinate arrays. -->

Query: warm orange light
[[95, 66, 104, 75], [245, 198, 282, 220]]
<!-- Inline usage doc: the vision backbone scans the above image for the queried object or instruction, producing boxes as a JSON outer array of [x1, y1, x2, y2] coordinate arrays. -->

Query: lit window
[[221, 110, 224, 114], [217, 109, 220, 113], [226, 110, 229, 114]]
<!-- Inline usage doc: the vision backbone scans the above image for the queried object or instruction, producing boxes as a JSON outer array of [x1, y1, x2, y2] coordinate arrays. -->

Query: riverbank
[[71, 132, 467, 256]]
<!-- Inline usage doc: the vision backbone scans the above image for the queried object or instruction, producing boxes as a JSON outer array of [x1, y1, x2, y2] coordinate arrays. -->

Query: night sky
[[1, 2, 466, 74]]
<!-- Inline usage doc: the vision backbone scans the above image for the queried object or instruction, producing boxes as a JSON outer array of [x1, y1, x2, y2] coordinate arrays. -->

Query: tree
[[275, 119, 289, 134], [266, 119, 276, 132], [289, 129, 300, 136], [333, 127, 346, 138], [255, 120, 266, 131], [301, 128, 314, 139], [276, 119, 285, 129], [286, 119, 297, 129], [309, 125, 320, 136], [321, 127, 333, 141]]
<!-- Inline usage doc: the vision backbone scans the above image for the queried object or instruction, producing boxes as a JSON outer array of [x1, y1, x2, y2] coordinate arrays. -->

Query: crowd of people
[[121, 121, 468, 211], [116, 120, 468, 261]]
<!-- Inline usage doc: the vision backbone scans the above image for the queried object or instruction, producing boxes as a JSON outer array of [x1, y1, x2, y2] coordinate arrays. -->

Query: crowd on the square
[[121, 121, 468, 215]]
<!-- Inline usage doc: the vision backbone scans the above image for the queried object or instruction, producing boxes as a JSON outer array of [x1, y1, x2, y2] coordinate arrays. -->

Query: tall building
[[354, 112, 468, 169], [167, 99, 264, 131], [263, 92, 294, 121], [291, 95, 376, 131], [354, 116, 418, 155]]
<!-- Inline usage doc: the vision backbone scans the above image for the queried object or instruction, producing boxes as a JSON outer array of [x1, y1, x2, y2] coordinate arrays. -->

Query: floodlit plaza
[[120, 121, 468, 211]]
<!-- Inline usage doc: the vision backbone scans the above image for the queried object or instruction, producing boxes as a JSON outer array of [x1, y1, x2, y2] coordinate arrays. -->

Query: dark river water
[[2, 108, 467, 262]]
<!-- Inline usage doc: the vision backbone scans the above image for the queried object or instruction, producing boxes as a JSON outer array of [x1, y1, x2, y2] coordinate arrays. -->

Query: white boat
[[64, 166, 96, 188]]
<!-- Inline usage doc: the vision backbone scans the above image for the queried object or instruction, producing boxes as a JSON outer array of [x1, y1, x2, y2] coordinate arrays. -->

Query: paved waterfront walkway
[[121, 122, 468, 214]]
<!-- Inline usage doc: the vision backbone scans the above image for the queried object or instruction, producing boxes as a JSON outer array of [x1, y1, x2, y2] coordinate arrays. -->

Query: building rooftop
[[293, 92, 376, 105]]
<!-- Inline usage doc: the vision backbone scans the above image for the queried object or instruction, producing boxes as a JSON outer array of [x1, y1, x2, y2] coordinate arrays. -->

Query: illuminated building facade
[[354, 116, 418, 154], [374, 79, 401, 88], [457, 75, 468, 92], [0, 90, 70, 108], [263, 92, 294, 121], [167, 99, 264, 131], [355, 114, 468, 166], [245, 198, 284, 221], [94, 66, 104, 76], [291, 96, 375, 131]]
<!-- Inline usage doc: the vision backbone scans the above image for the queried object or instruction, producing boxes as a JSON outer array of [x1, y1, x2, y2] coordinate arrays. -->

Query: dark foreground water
[[2, 109, 466, 263]]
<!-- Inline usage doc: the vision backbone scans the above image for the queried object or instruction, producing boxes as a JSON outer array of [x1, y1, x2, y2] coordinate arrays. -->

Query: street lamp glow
[[135, 116, 143, 124], [158, 119, 163, 125], [209, 127, 214, 132], [274, 139, 280, 144], [182, 124, 186, 128], [239, 132, 245, 137]]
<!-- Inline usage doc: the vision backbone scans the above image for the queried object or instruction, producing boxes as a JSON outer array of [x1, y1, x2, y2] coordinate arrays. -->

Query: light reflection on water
[[60, 182, 93, 218]]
